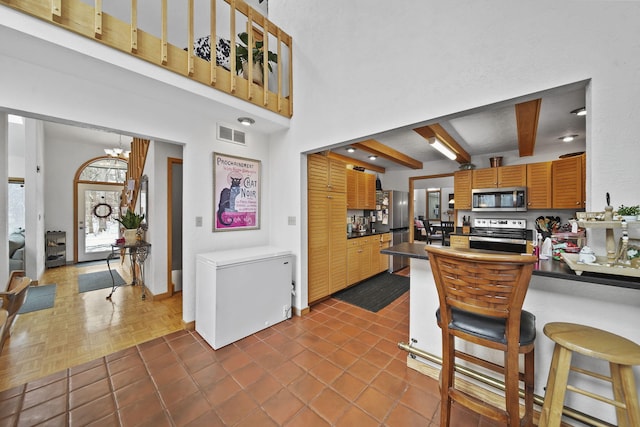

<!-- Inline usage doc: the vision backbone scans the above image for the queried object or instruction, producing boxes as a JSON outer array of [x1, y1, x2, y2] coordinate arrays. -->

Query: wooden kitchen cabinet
[[472, 164, 526, 188], [552, 154, 585, 209], [526, 161, 552, 209], [378, 233, 392, 273], [454, 170, 473, 210], [308, 154, 347, 304], [347, 237, 372, 286], [308, 153, 346, 193], [347, 169, 376, 209], [364, 173, 376, 209], [449, 235, 469, 249], [346, 234, 390, 286]]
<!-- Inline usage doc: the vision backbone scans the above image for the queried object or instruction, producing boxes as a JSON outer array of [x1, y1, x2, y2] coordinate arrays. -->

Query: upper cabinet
[[308, 154, 346, 193], [552, 154, 585, 209], [526, 162, 552, 209], [472, 164, 526, 188], [347, 169, 376, 210], [454, 170, 473, 210], [454, 155, 585, 211]]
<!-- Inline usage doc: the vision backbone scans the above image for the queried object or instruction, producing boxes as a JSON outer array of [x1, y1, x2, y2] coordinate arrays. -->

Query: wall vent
[[217, 123, 247, 146]]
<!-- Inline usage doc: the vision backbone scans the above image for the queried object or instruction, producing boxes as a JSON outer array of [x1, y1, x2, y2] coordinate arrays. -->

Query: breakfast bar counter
[[383, 243, 640, 425]]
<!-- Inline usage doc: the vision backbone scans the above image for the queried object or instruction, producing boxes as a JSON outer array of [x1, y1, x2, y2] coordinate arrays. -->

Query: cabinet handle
[[327, 195, 333, 199]]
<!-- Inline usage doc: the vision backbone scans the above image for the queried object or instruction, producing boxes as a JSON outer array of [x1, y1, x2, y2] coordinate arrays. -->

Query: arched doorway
[[74, 156, 128, 262]]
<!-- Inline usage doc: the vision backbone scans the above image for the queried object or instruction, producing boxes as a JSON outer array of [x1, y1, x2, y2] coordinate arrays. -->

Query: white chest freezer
[[195, 246, 293, 349]]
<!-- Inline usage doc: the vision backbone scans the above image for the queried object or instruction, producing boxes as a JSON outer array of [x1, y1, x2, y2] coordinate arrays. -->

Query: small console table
[[106, 241, 151, 300]]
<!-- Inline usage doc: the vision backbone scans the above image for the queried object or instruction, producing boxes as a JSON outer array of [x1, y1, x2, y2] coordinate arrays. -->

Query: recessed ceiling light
[[559, 135, 578, 142], [237, 117, 255, 126], [346, 147, 356, 153], [571, 107, 587, 116], [368, 155, 377, 160]]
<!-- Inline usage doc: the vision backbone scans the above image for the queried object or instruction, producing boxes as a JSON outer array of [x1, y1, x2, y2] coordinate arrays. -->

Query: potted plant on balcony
[[235, 32, 278, 85], [617, 204, 640, 222], [116, 210, 145, 244]]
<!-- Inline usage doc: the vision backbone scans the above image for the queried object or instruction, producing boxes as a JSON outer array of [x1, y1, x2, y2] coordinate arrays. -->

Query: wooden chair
[[425, 220, 443, 244], [440, 221, 455, 246], [6, 269, 26, 291], [539, 322, 640, 427], [0, 273, 31, 352], [424, 246, 538, 427]]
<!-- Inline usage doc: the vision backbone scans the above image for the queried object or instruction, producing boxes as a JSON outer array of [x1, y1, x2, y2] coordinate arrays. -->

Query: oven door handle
[[468, 236, 528, 245]]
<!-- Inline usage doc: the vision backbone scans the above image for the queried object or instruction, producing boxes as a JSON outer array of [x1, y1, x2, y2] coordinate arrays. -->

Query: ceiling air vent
[[217, 123, 247, 146]]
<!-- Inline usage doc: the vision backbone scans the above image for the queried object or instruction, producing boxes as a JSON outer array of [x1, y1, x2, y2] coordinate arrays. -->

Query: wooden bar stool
[[539, 322, 640, 427], [424, 246, 538, 427]]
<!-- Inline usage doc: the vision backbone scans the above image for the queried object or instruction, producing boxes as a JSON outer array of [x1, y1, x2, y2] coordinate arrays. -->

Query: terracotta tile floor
[[0, 289, 488, 426]]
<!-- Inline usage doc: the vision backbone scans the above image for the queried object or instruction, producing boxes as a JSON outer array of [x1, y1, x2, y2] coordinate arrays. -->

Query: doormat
[[78, 270, 125, 293], [333, 273, 409, 313], [19, 284, 57, 314]]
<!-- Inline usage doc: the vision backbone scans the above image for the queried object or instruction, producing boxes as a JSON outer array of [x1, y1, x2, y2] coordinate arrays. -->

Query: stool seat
[[544, 322, 640, 366], [540, 322, 640, 427]]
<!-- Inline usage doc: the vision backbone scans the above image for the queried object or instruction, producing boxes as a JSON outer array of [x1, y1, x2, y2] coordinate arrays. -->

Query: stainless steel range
[[468, 218, 532, 254]]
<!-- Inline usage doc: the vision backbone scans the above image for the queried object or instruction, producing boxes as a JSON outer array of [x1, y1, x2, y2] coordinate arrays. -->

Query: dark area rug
[[333, 273, 409, 312], [78, 270, 125, 293], [19, 284, 57, 314]]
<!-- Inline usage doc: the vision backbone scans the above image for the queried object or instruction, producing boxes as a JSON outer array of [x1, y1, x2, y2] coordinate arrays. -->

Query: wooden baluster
[[288, 33, 293, 116], [187, 0, 194, 76], [277, 28, 282, 112], [210, 0, 217, 85], [230, 0, 236, 93], [262, 16, 268, 105], [51, 0, 61, 17], [131, 0, 138, 53], [161, 0, 168, 64], [247, 9, 254, 100], [94, 0, 103, 38]]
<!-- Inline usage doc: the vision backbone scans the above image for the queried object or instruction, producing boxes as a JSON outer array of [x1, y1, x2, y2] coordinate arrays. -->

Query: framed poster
[[213, 152, 261, 231]]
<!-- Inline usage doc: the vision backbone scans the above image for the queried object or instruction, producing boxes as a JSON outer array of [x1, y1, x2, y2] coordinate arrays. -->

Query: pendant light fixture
[[104, 135, 131, 159]]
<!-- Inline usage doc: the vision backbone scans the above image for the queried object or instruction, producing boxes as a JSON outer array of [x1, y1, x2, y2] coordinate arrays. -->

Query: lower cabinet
[[347, 233, 392, 286], [449, 235, 470, 249], [347, 238, 372, 286], [378, 233, 392, 272]]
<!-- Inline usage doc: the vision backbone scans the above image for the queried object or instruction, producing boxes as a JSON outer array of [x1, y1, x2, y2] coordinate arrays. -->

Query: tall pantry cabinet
[[307, 154, 347, 304]]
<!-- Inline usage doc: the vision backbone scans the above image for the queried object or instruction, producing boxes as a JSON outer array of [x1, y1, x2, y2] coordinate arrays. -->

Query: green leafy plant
[[617, 204, 640, 216], [116, 210, 145, 229], [235, 32, 278, 75]]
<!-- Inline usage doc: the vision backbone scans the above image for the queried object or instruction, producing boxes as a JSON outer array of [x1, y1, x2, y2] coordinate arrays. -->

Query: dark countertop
[[347, 230, 391, 239], [381, 243, 640, 291]]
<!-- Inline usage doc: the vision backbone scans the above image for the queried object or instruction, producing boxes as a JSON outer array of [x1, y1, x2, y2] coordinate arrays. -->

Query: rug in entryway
[[333, 272, 409, 312], [18, 284, 57, 314], [78, 270, 125, 293]]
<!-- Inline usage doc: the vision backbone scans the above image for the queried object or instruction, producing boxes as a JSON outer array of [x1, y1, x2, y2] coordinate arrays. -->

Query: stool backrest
[[425, 246, 537, 344]]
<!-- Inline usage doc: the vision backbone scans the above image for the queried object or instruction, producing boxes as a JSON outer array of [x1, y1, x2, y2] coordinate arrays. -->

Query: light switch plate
[[288, 216, 296, 226], [195, 216, 203, 227]]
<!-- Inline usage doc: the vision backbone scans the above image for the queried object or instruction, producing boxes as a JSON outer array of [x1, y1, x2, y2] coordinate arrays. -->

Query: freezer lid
[[196, 246, 292, 267]]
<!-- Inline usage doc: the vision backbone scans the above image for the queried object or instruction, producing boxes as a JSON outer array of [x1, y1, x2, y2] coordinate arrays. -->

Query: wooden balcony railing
[[1, 0, 293, 118]]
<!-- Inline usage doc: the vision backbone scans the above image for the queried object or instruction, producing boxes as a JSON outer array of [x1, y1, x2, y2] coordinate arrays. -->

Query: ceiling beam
[[413, 124, 471, 164], [515, 98, 541, 157], [326, 151, 386, 173], [352, 139, 423, 169]]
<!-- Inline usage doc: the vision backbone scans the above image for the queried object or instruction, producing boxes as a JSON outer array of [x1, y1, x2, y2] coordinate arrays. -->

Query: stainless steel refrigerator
[[388, 190, 409, 272]]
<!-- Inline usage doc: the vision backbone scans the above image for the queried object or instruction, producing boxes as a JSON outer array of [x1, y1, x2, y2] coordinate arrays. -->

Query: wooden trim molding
[[515, 99, 541, 157]]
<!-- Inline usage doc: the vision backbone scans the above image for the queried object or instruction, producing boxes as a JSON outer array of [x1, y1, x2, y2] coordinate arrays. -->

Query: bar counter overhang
[[382, 242, 640, 426]]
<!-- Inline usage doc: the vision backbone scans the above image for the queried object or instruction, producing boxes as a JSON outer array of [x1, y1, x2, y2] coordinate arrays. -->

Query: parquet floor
[[0, 260, 183, 391]]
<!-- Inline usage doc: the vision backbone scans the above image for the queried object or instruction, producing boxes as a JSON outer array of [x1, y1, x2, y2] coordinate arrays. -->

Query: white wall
[[267, 1, 640, 309], [3, 1, 640, 320]]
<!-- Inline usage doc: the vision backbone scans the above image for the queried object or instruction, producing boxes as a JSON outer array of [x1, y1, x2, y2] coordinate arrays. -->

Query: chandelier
[[104, 135, 131, 159]]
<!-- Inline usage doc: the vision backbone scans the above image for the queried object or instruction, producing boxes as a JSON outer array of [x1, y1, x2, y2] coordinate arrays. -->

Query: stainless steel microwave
[[472, 187, 527, 212]]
